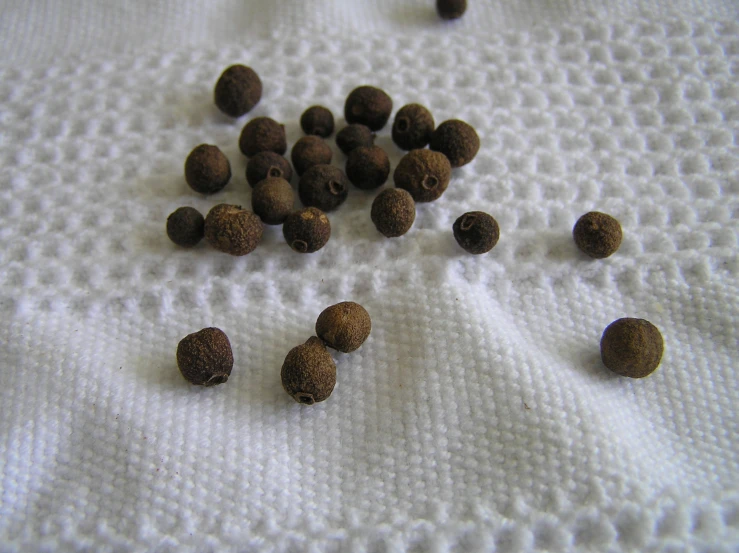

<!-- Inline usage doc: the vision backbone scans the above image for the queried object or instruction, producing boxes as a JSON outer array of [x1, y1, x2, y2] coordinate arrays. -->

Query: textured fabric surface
[[1, 2, 738, 552]]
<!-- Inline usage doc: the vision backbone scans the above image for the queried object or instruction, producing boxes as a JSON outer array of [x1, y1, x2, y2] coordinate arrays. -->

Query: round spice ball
[[176, 327, 233, 386], [344, 86, 393, 131], [392, 104, 435, 151], [394, 149, 452, 202], [239, 117, 287, 157], [204, 204, 263, 256], [184, 144, 232, 195], [430, 119, 480, 168], [246, 151, 294, 188], [371, 188, 416, 238], [573, 212, 623, 259], [316, 301, 372, 353], [436, 0, 467, 20], [453, 211, 500, 254], [167, 207, 205, 248], [281, 337, 336, 405], [346, 146, 390, 190], [291, 136, 333, 176], [299, 165, 349, 212], [214, 65, 262, 118], [283, 207, 331, 253], [600, 318, 664, 378], [251, 177, 294, 225], [300, 106, 335, 137], [336, 124, 376, 155]]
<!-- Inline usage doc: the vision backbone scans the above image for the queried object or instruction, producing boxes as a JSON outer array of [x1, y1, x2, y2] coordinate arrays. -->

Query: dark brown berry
[[246, 152, 293, 188], [573, 212, 622, 259], [344, 86, 393, 131], [371, 188, 416, 238], [430, 119, 480, 168], [291, 136, 333, 176], [184, 144, 232, 195], [281, 337, 336, 405], [251, 177, 294, 225], [436, 0, 467, 20], [600, 318, 664, 378], [298, 165, 349, 212], [283, 207, 331, 253], [392, 104, 435, 150], [316, 302, 372, 353], [167, 207, 205, 248], [239, 117, 287, 157], [300, 106, 335, 137], [453, 211, 500, 254], [176, 327, 233, 386], [394, 149, 452, 202], [214, 65, 262, 118], [204, 204, 263, 256], [336, 124, 376, 155], [346, 146, 390, 190]]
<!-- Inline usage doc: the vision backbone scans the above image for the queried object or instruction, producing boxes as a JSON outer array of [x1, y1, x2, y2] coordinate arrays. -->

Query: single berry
[[392, 104, 435, 150], [167, 207, 205, 247], [246, 151, 293, 188], [298, 165, 349, 212], [291, 136, 333, 176], [239, 117, 287, 157], [371, 188, 416, 238], [600, 318, 664, 378], [429, 119, 480, 168], [453, 211, 500, 254], [436, 0, 467, 20], [300, 106, 335, 137], [281, 337, 337, 404], [346, 146, 390, 190], [344, 86, 393, 131], [573, 212, 623, 259], [204, 204, 263, 256], [283, 207, 331, 253], [184, 144, 232, 195], [316, 302, 372, 353], [394, 149, 452, 202], [251, 177, 295, 225], [214, 65, 262, 118], [336, 124, 376, 155], [176, 327, 233, 386]]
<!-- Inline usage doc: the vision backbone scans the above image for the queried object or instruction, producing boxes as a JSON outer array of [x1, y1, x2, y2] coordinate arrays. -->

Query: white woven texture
[[1, 2, 738, 552]]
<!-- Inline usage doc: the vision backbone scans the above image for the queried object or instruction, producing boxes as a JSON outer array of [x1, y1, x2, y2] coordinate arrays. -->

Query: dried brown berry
[[214, 65, 262, 118], [281, 337, 337, 405], [167, 207, 205, 248], [239, 117, 287, 157], [371, 188, 416, 238], [246, 151, 294, 188], [300, 106, 335, 137], [346, 146, 390, 190], [436, 0, 467, 20], [184, 144, 232, 195], [176, 327, 234, 386], [453, 212, 500, 254], [336, 124, 376, 155], [430, 119, 480, 168], [298, 165, 349, 212], [283, 207, 331, 253], [600, 318, 664, 378], [204, 204, 263, 256], [392, 104, 435, 150], [251, 177, 294, 225], [394, 149, 452, 202], [316, 302, 372, 353], [344, 86, 393, 131], [291, 136, 333, 176], [573, 212, 623, 259]]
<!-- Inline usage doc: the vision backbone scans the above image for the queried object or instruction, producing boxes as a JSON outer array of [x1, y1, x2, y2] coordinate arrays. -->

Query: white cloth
[[1, 1, 738, 551]]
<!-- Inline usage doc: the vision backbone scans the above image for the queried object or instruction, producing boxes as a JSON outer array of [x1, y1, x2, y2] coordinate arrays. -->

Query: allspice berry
[[436, 0, 467, 20], [344, 86, 393, 131], [430, 119, 480, 168], [239, 117, 287, 157], [184, 144, 232, 195], [246, 151, 293, 188], [281, 337, 337, 405], [316, 302, 372, 353], [453, 211, 500, 254], [167, 207, 205, 248], [214, 65, 262, 118], [394, 149, 452, 202], [204, 204, 263, 256], [300, 106, 335, 137], [298, 165, 349, 212], [371, 188, 416, 238], [573, 212, 623, 259], [291, 136, 333, 176], [336, 124, 375, 155], [283, 207, 331, 253], [176, 327, 233, 386], [392, 104, 435, 150], [600, 318, 664, 378], [346, 146, 390, 190], [251, 177, 294, 225]]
